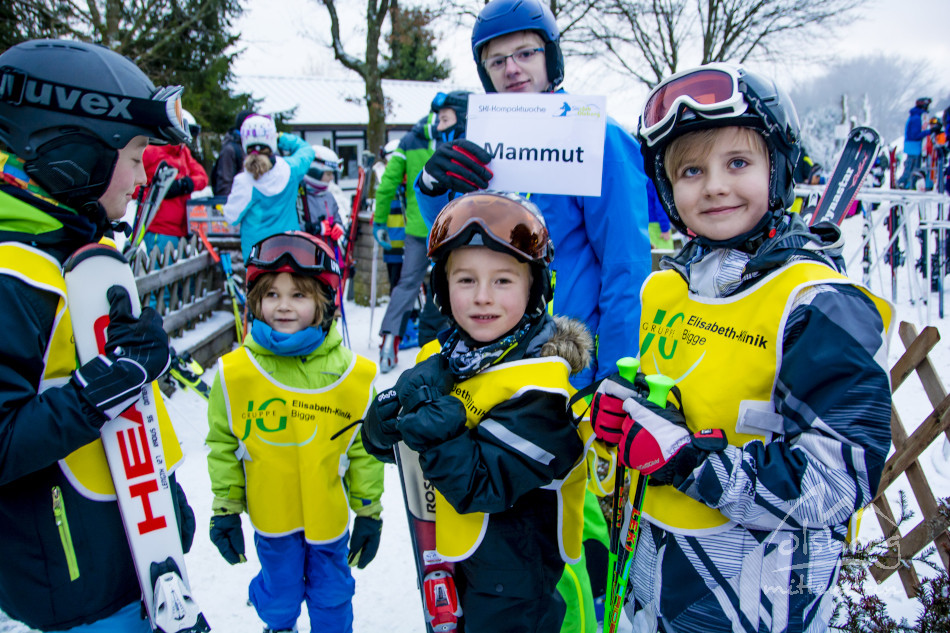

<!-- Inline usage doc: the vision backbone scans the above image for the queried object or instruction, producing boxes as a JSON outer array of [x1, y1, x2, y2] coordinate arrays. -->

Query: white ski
[[63, 243, 209, 633]]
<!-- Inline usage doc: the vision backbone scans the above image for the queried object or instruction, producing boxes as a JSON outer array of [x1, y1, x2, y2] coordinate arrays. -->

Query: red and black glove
[[618, 394, 727, 488], [591, 372, 644, 444], [419, 139, 493, 195], [321, 218, 344, 242]]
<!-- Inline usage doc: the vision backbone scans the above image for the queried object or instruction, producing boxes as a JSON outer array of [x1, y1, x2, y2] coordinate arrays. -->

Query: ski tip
[[63, 243, 128, 272]]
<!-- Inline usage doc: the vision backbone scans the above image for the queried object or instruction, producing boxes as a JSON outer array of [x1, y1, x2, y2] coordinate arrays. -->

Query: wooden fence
[[131, 235, 236, 368], [870, 321, 950, 597]]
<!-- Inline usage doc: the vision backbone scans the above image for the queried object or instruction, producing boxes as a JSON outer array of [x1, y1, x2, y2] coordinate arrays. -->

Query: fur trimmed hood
[[539, 316, 593, 376]]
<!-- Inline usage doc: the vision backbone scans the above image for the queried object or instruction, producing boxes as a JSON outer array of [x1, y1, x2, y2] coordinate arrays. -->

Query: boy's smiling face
[[669, 126, 771, 242], [447, 246, 531, 343], [260, 272, 318, 334]]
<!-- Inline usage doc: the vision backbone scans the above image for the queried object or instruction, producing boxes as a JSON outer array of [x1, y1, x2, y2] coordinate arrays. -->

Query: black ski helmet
[[428, 191, 554, 321], [915, 97, 932, 111], [0, 39, 189, 215], [637, 63, 802, 237], [431, 91, 472, 136], [471, 0, 564, 94]]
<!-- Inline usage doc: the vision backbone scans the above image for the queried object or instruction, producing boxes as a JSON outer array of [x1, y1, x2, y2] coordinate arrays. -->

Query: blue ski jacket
[[223, 133, 315, 260], [415, 114, 651, 385], [903, 106, 931, 156]]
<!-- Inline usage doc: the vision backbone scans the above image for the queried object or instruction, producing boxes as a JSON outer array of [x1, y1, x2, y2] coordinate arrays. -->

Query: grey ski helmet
[[471, 0, 564, 94], [637, 63, 802, 237], [0, 39, 190, 215]]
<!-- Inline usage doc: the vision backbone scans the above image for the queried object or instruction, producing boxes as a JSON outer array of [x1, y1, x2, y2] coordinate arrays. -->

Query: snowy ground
[[2, 203, 949, 632]]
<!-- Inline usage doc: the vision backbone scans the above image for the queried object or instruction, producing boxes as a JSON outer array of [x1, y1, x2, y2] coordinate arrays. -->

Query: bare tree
[[591, 0, 870, 89], [321, 0, 391, 156]]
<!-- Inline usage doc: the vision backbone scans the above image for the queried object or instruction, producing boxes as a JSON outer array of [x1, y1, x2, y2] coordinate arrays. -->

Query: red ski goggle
[[247, 232, 340, 289], [640, 65, 748, 148]]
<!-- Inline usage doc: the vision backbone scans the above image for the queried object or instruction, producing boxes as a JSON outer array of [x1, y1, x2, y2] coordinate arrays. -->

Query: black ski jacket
[[0, 185, 188, 631]]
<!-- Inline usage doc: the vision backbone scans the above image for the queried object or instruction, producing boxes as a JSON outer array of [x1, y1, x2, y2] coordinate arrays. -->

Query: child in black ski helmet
[[362, 191, 595, 633], [590, 62, 893, 632], [0, 39, 193, 632]]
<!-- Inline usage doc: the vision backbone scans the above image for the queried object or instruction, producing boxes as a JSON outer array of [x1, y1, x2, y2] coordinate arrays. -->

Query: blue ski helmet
[[471, 0, 564, 94]]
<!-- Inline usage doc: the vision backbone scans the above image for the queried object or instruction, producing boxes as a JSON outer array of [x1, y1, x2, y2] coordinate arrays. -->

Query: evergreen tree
[[383, 2, 451, 82]]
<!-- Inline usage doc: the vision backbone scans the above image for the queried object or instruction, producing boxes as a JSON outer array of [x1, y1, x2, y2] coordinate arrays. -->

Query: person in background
[[0, 39, 194, 632], [222, 115, 315, 261], [140, 108, 209, 255], [207, 231, 383, 633], [374, 91, 471, 372], [302, 145, 346, 250], [646, 179, 673, 249], [374, 138, 406, 290], [897, 97, 934, 189], [212, 108, 253, 197]]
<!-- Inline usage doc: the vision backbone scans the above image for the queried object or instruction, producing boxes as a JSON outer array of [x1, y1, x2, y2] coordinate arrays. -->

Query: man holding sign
[[415, 0, 651, 390]]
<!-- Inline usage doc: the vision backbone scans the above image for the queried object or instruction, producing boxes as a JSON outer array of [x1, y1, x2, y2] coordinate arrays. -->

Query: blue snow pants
[[249, 532, 355, 633]]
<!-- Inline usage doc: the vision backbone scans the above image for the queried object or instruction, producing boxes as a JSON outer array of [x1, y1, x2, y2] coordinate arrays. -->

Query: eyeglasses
[[639, 65, 748, 148], [481, 47, 544, 74], [248, 232, 340, 288], [428, 192, 552, 263]]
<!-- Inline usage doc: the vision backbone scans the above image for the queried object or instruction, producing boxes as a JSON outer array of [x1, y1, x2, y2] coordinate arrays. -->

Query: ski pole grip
[[616, 356, 640, 382], [645, 374, 675, 408]]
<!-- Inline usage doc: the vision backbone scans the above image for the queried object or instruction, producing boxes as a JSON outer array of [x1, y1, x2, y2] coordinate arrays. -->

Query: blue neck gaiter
[[251, 319, 326, 357]]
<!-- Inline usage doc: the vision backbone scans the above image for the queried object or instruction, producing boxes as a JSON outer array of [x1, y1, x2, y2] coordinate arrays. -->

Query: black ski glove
[[360, 387, 402, 461], [166, 176, 195, 199], [72, 286, 171, 420], [419, 139, 493, 195], [347, 516, 383, 569], [173, 480, 196, 554], [397, 395, 467, 453], [210, 514, 246, 565], [394, 355, 455, 414]]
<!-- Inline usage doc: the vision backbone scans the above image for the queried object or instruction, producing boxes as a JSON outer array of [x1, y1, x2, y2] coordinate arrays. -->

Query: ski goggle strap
[[248, 233, 341, 289], [0, 67, 189, 145], [639, 66, 748, 148], [428, 193, 552, 263]]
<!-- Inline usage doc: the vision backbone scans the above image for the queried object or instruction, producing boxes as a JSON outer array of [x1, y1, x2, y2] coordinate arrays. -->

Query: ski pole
[[197, 226, 245, 342], [605, 356, 639, 622], [369, 237, 379, 348], [607, 373, 675, 633]]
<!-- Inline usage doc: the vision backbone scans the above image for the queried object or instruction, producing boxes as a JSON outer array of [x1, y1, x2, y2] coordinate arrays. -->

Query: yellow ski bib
[[637, 262, 892, 534], [219, 347, 376, 542], [415, 343, 590, 563], [0, 243, 182, 501]]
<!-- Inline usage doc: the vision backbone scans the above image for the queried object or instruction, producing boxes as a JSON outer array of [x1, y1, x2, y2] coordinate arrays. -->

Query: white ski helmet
[[308, 145, 343, 179], [181, 109, 201, 139], [240, 114, 277, 154], [380, 138, 400, 161]]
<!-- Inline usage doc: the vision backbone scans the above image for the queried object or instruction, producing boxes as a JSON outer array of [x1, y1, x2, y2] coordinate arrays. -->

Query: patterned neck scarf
[[440, 316, 535, 381]]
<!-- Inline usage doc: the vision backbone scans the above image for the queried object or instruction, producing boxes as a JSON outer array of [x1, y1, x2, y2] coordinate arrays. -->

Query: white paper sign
[[465, 93, 607, 197]]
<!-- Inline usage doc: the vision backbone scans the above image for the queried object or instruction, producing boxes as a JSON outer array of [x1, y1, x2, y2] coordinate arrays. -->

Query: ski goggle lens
[[640, 67, 747, 147], [249, 233, 341, 287], [428, 193, 551, 262]]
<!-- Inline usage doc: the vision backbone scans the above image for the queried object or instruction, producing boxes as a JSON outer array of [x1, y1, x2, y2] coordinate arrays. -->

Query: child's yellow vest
[[218, 347, 376, 542], [637, 261, 892, 535], [0, 242, 183, 500], [416, 343, 591, 563]]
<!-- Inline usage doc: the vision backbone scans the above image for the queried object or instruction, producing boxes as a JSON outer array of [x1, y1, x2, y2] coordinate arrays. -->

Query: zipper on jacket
[[52, 486, 80, 581]]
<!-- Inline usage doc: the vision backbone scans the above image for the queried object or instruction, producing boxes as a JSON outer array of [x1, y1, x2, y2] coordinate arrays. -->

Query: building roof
[[232, 75, 479, 127]]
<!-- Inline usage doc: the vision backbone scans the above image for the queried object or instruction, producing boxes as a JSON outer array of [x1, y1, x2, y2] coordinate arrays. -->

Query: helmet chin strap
[[693, 208, 782, 253]]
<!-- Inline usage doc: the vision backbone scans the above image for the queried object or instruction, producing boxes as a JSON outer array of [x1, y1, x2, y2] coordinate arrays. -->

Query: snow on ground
[[2, 202, 949, 632]]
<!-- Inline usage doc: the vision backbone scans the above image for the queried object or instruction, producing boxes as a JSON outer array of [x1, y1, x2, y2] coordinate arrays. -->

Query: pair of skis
[[168, 348, 210, 401], [63, 244, 208, 633]]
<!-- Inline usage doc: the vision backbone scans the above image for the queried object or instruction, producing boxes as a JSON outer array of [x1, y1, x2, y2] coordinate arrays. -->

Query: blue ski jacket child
[[223, 133, 315, 260]]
